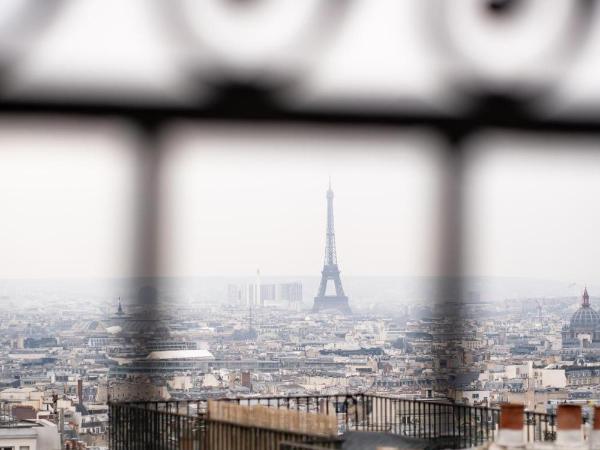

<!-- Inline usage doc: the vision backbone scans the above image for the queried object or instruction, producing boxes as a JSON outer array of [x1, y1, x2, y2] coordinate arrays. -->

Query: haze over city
[[4, 1, 600, 449]]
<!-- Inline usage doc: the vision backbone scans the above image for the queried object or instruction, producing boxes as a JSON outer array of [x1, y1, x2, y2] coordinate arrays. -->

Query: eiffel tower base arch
[[313, 295, 351, 314]]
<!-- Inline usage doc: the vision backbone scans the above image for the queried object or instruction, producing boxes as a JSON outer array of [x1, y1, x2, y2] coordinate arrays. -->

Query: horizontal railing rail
[[279, 441, 342, 450], [109, 394, 563, 449], [205, 419, 342, 450]]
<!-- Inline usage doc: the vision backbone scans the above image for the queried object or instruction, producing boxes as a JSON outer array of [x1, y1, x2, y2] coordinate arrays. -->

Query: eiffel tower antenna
[[313, 179, 351, 314]]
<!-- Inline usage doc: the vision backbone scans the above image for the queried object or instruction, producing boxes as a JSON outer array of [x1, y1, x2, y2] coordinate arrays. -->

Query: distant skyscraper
[[313, 180, 351, 314], [227, 284, 243, 304], [228, 279, 302, 307], [255, 269, 261, 307], [260, 284, 276, 301], [278, 282, 302, 303]]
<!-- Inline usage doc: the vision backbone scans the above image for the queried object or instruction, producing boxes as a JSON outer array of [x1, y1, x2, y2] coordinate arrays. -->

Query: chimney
[[592, 406, 600, 450], [556, 404, 582, 446], [77, 379, 83, 404], [241, 371, 251, 389], [496, 403, 524, 447]]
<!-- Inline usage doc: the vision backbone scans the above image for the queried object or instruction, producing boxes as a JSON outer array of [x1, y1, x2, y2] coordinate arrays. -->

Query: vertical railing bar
[[419, 400, 422, 439], [354, 396, 358, 430], [428, 402, 431, 439], [345, 396, 349, 432], [465, 405, 468, 448]]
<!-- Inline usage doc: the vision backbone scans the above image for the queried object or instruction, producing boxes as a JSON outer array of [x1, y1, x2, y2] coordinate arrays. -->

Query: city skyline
[[4, 1, 600, 448]]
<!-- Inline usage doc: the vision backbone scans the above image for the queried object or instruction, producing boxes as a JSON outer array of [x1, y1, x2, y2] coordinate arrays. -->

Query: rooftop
[[145, 349, 215, 360]]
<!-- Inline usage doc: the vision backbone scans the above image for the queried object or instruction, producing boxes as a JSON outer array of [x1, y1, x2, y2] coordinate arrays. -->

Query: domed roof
[[570, 307, 600, 329], [570, 287, 600, 330]]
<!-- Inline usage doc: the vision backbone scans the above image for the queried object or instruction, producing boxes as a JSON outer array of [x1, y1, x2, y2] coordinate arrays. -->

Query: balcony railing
[[109, 394, 562, 449]]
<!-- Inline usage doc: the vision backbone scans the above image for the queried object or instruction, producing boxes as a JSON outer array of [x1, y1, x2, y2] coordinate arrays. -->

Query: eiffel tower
[[313, 179, 351, 314]]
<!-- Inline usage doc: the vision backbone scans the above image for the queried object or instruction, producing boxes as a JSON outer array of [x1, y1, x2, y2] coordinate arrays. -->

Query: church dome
[[570, 307, 600, 329], [570, 287, 600, 330]]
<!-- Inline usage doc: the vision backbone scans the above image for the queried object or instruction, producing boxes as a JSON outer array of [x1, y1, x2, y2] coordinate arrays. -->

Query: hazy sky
[[465, 134, 600, 285], [4, 123, 600, 285], [160, 126, 441, 278], [0, 122, 444, 279], [0, 121, 136, 279], [4, 1, 600, 283]]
